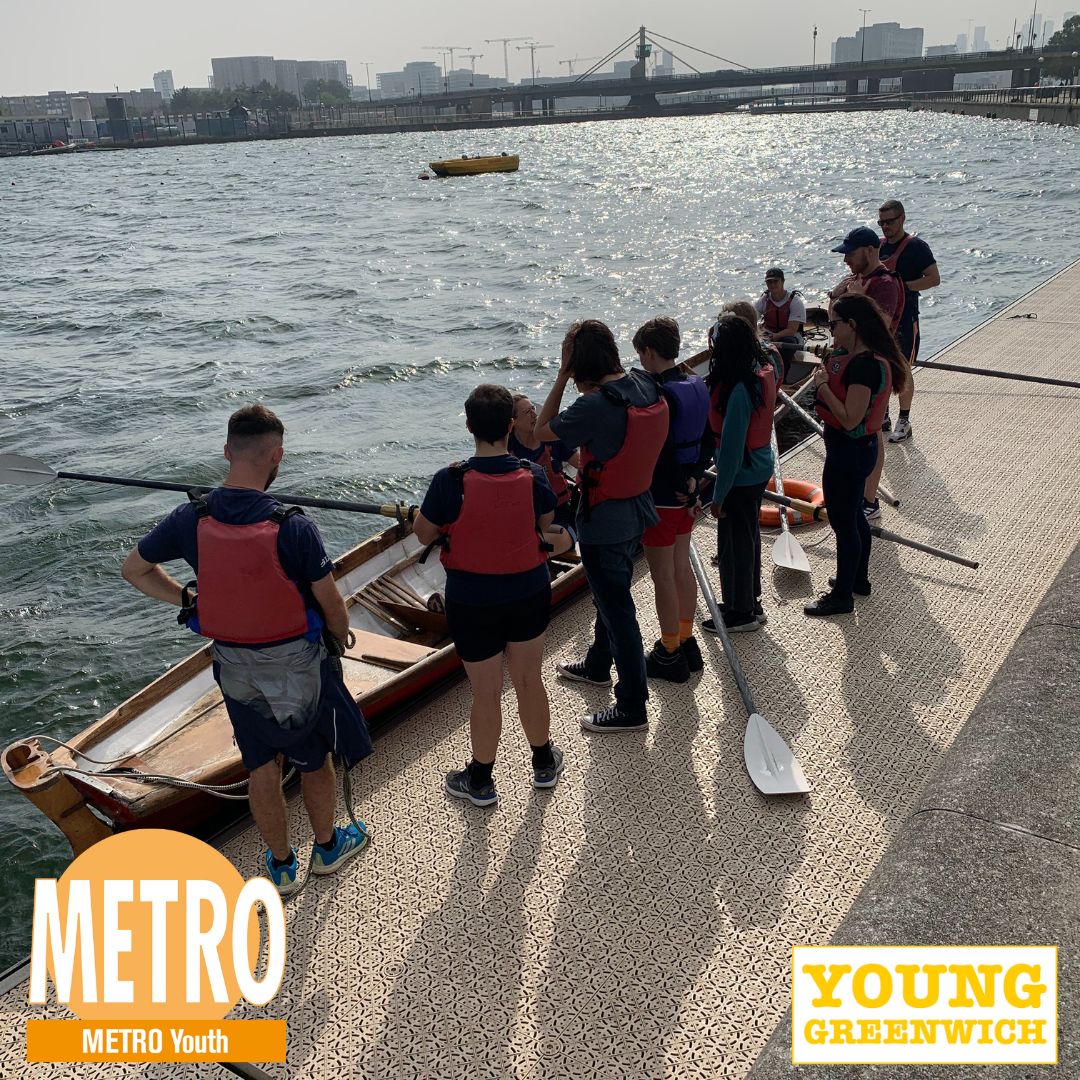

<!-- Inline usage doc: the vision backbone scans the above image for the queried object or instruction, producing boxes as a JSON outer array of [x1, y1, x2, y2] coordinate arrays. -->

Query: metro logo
[[25, 830, 287, 1063]]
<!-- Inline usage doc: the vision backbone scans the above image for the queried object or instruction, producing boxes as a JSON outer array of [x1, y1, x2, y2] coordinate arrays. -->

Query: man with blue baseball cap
[[829, 226, 904, 336]]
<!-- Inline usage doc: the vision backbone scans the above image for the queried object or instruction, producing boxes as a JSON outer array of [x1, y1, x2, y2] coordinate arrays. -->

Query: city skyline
[[2, 0, 1078, 96]]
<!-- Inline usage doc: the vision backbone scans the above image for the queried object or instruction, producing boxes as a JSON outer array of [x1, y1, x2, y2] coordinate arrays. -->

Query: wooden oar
[[761, 490, 979, 569], [688, 543, 809, 796], [0, 454, 417, 520], [768, 421, 811, 573]]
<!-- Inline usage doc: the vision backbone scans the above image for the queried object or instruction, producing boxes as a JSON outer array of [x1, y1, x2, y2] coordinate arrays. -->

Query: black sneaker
[[581, 704, 648, 732], [556, 660, 612, 688], [881, 410, 892, 433], [702, 611, 761, 634], [680, 636, 704, 673], [646, 641, 690, 683], [445, 767, 498, 807], [804, 591, 855, 617], [828, 576, 872, 597]]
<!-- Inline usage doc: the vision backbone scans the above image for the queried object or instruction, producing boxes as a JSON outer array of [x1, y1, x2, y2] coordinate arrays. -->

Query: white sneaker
[[888, 417, 912, 442], [862, 499, 882, 522]]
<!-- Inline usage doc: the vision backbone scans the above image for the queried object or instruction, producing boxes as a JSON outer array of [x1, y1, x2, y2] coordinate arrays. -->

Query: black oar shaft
[[761, 490, 979, 569], [54, 470, 407, 518], [915, 359, 1080, 389]]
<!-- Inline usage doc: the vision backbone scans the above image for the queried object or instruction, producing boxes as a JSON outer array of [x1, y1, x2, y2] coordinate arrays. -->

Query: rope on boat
[[41, 762, 296, 798]]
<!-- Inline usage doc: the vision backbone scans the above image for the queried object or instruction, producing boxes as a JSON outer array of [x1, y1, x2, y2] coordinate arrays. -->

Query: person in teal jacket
[[705, 314, 781, 633]]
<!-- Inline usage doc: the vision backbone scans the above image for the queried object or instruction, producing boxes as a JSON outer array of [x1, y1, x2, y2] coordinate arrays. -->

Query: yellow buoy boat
[[428, 153, 519, 177]]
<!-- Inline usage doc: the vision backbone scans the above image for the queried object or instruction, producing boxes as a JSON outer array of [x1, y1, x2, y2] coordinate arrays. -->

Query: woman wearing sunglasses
[[806, 294, 908, 617]]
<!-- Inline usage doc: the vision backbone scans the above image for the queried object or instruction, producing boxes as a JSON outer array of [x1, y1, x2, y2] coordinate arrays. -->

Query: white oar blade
[[0, 454, 57, 486], [771, 529, 812, 574], [744, 713, 809, 795]]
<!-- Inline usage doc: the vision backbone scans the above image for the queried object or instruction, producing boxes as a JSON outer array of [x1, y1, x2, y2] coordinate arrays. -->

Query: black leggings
[[822, 428, 878, 598], [716, 479, 768, 618]]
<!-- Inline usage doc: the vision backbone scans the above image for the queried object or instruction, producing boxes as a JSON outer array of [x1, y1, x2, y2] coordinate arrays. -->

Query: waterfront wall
[[915, 99, 1080, 125]]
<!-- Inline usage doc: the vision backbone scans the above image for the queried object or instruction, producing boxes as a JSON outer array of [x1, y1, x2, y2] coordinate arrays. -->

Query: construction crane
[[516, 41, 553, 85], [424, 45, 472, 90], [485, 36, 530, 82], [558, 56, 600, 77]]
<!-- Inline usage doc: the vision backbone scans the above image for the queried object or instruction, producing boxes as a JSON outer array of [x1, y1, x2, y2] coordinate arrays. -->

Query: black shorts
[[446, 587, 551, 663], [897, 319, 920, 364]]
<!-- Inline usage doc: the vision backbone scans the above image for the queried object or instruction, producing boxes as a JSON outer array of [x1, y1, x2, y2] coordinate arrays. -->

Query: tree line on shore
[[167, 78, 353, 114]]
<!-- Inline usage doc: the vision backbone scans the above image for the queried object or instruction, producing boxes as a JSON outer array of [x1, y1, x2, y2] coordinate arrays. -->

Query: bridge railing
[[909, 83, 1080, 107]]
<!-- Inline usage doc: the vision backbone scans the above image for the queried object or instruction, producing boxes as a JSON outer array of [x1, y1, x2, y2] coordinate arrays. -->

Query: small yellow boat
[[428, 153, 519, 177]]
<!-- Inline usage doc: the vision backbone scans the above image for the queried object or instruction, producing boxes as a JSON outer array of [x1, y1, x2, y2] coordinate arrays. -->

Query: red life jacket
[[440, 463, 548, 574], [862, 265, 905, 332], [534, 442, 571, 508], [816, 351, 892, 436], [579, 379, 670, 510], [761, 289, 803, 335], [878, 232, 912, 273], [708, 356, 779, 451], [194, 501, 310, 645]]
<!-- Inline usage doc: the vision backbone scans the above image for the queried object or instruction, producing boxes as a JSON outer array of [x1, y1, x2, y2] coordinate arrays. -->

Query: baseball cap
[[831, 226, 880, 254]]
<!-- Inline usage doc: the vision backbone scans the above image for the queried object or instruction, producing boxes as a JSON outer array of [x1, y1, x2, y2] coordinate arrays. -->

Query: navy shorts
[[446, 587, 551, 663], [216, 655, 373, 773]]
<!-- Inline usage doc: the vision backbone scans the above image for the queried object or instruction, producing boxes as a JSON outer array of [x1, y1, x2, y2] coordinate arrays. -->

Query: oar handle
[[870, 526, 980, 569], [761, 488, 829, 522], [54, 471, 415, 520], [688, 543, 757, 716]]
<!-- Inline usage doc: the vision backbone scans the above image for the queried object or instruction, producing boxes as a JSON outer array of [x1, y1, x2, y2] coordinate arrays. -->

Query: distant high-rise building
[[955, 33, 968, 53], [403, 61, 443, 95], [1040, 19, 1054, 45], [654, 49, 674, 77], [832, 22, 924, 64], [972, 26, 987, 52], [211, 56, 275, 90], [296, 59, 348, 87], [925, 43, 959, 57], [153, 69, 175, 101]]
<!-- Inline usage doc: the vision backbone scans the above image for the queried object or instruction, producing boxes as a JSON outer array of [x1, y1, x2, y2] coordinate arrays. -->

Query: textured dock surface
[[4, 260, 1079, 1079]]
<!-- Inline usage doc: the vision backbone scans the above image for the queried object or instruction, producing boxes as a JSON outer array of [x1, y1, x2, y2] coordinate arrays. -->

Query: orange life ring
[[759, 478, 824, 528]]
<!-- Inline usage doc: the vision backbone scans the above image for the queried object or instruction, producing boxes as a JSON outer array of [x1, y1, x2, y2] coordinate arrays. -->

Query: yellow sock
[[661, 631, 681, 653], [678, 619, 694, 643]]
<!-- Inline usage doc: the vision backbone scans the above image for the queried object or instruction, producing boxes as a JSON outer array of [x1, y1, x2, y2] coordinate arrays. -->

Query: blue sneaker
[[264, 848, 300, 898], [311, 822, 372, 876]]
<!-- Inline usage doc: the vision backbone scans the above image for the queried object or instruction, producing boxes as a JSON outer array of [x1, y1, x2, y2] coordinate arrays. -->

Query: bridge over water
[[370, 26, 1071, 119]]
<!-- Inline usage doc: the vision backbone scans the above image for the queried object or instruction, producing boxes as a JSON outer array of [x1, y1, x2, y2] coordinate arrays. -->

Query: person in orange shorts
[[633, 317, 712, 682]]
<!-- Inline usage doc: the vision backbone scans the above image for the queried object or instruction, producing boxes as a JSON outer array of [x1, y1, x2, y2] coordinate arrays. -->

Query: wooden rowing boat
[[428, 154, 519, 177], [1, 517, 588, 856]]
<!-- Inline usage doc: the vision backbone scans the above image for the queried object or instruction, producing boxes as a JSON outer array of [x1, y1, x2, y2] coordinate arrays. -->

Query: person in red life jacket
[[878, 199, 940, 444], [120, 404, 372, 898], [533, 320, 669, 732], [705, 314, 782, 633], [632, 317, 712, 682], [412, 384, 574, 807], [509, 393, 580, 527], [806, 295, 909, 617], [829, 226, 904, 332], [829, 225, 905, 524], [755, 268, 807, 385]]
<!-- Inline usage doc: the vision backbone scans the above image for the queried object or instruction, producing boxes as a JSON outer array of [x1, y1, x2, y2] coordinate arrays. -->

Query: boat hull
[[429, 155, 519, 176]]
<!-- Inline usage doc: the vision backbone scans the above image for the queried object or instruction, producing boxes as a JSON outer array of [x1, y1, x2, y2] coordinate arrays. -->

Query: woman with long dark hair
[[806, 293, 909, 617], [705, 313, 782, 632]]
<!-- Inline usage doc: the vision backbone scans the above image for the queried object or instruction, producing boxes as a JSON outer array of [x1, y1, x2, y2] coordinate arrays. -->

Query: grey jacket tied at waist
[[212, 637, 327, 731]]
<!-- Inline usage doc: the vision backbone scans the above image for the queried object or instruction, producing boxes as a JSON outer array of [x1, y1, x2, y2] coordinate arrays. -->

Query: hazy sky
[[2, 1, 1076, 95]]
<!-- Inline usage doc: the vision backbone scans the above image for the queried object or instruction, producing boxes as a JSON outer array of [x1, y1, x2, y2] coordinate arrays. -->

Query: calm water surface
[[2, 111, 1078, 969]]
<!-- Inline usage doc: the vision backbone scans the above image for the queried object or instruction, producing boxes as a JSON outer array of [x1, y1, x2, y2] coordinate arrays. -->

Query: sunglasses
[[877, 216, 901, 226], [828, 318, 849, 330]]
